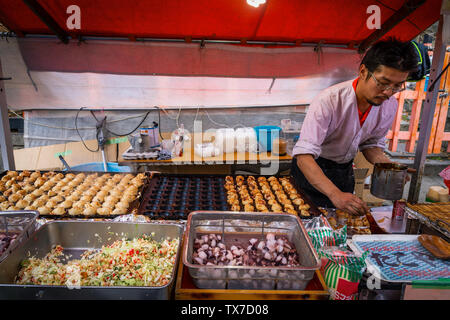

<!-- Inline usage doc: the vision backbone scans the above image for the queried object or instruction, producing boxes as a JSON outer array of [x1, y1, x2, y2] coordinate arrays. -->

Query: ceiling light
[[247, 0, 266, 8]]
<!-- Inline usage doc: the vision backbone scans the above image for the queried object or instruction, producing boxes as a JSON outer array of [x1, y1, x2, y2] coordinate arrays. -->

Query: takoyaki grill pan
[[138, 173, 320, 220]]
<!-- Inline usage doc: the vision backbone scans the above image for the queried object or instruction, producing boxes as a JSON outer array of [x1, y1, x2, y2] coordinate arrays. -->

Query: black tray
[[138, 173, 320, 220]]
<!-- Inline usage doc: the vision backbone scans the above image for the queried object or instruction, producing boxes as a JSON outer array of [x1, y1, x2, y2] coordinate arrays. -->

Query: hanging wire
[[75, 107, 100, 152]]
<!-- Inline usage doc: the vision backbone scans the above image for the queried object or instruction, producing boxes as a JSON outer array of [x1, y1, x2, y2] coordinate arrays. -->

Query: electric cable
[[103, 110, 151, 136], [75, 107, 100, 152]]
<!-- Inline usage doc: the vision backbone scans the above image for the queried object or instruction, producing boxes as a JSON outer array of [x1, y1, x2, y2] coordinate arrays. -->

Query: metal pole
[[0, 59, 15, 170], [407, 15, 446, 203]]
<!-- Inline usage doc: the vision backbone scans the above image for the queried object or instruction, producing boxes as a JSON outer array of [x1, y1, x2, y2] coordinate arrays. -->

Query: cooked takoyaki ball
[[231, 204, 240, 211], [286, 209, 298, 215], [68, 205, 83, 216], [6, 171, 18, 178], [22, 184, 35, 194], [0, 195, 5, 202], [37, 206, 51, 215], [292, 198, 304, 206], [268, 176, 278, 183], [76, 184, 90, 193], [111, 207, 127, 215], [50, 195, 64, 203], [258, 177, 267, 184], [271, 183, 282, 191], [225, 176, 234, 184], [52, 207, 66, 216], [20, 170, 32, 178], [256, 204, 269, 212], [46, 200, 59, 208], [16, 190, 27, 197], [101, 201, 116, 210], [244, 204, 255, 212], [289, 192, 299, 201], [224, 184, 236, 192], [32, 198, 46, 208], [24, 206, 37, 211], [131, 177, 144, 188], [97, 207, 112, 216], [78, 195, 92, 203], [3, 189, 13, 198], [83, 205, 97, 216], [300, 210, 310, 217], [67, 180, 81, 189], [8, 193, 22, 203], [82, 188, 97, 198], [74, 173, 85, 180], [104, 195, 119, 204], [0, 202, 10, 211], [284, 203, 295, 211], [299, 204, 310, 211], [60, 200, 73, 209], [7, 206, 19, 211], [271, 204, 283, 212], [5, 179, 17, 188], [34, 177, 48, 188], [16, 199, 29, 209], [108, 188, 122, 198], [0, 184, 6, 193], [115, 201, 129, 210]]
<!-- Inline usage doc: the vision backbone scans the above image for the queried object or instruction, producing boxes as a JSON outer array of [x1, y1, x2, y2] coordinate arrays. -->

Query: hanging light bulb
[[247, 0, 266, 8]]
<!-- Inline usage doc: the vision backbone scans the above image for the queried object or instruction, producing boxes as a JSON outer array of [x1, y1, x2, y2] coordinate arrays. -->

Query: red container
[[445, 179, 450, 190], [392, 200, 406, 221]]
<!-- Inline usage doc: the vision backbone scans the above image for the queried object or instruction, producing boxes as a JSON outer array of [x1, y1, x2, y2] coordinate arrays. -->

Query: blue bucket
[[253, 126, 282, 152], [66, 162, 131, 172]]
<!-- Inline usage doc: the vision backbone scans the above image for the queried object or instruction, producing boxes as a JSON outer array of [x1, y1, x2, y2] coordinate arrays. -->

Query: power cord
[[75, 107, 100, 152]]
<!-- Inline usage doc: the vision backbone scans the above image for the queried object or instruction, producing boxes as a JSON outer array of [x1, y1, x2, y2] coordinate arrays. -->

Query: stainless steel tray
[[405, 206, 450, 239], [0, 210, 39, 263], [0, 221, 183, 300], [182, 211, 321, 290]]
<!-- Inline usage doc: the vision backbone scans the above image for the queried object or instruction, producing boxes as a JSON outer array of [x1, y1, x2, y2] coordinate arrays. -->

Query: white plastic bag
[[235, 127, 258, 153], [214, 128, 236, 154]]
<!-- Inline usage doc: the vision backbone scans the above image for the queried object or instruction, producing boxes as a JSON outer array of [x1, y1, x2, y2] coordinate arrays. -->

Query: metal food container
[[183, 211, 321, 290], [0, 210, 39, 263], [0, 221, 183, 300], [370, 163, 408, 200]]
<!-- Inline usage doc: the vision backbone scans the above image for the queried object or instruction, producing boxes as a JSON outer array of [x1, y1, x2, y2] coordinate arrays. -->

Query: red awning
[[0, 0, 441, 47]]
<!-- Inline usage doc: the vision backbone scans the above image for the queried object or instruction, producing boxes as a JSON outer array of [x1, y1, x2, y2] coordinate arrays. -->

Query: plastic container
[[235, 127, 258, 153], [214, 128, 236, 154], [67, 162, 131, 172], [253, 126, 282, 152]]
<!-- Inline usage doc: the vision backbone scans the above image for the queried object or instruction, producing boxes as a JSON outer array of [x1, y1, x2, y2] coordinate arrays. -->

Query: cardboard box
[[13, 139, 131, 171]]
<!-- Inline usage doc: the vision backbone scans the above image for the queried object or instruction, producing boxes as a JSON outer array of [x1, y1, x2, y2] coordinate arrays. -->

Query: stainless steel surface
[[405, 207, 450, 240], [0, 210, 39, 262], [183, 211, 321, 290], [370, 163, 408, 200], [0, 221, 183, 300]]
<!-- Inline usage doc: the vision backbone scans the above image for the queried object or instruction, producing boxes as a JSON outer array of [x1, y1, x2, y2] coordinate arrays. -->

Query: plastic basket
[[66, 162, 131, 172], [253, 126, 281, 152]]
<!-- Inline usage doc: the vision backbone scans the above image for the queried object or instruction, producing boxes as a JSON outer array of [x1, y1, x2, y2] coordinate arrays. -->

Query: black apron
[[291, 156, 355, 208]]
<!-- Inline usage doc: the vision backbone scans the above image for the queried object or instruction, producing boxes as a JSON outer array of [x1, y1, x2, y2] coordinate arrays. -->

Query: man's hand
[[329, 190, 370, 216]]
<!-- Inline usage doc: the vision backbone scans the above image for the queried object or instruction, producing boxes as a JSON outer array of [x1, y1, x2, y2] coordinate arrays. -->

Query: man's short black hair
[[360, 37, 419, 75]]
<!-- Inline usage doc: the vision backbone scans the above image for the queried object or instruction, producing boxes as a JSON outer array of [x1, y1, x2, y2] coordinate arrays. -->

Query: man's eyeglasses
[[370, 73, 406, 93]]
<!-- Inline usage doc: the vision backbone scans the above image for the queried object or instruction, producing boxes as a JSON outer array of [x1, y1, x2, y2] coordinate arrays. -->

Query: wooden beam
[[22, 0, 70, 44], [358, 0, 426, 53]]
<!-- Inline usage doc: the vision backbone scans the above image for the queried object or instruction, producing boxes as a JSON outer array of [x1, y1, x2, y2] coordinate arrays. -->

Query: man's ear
[[359, 64, 368, 79]]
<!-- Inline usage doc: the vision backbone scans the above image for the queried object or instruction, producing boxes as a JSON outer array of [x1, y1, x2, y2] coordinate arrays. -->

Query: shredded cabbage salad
[[15, 235, 179, 287]]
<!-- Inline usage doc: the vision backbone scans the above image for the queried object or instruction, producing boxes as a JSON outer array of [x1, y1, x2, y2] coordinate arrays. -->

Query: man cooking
[[291, 38, 419, 216]]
